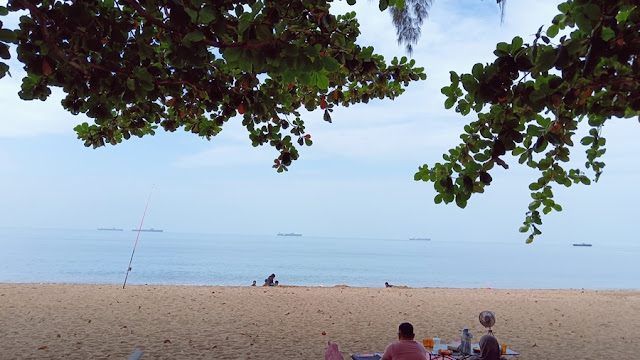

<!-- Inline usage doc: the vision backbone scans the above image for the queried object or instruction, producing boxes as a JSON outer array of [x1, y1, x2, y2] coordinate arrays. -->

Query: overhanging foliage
[[0, 0, 425, 172], [415, 0, 639, 242]]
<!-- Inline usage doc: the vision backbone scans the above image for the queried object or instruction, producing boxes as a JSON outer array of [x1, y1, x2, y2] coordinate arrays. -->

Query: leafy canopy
[[3, 0, 634, 242], [0, 0, 425, 172], [415, 0, 640, 242]]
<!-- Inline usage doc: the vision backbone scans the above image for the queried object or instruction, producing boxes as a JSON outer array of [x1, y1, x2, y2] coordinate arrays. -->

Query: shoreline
[[2, 281, 639, 291], [1, 284, 638, 359]]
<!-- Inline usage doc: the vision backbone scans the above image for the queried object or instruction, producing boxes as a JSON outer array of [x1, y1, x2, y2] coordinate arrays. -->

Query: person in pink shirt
[[381, 322, 427, 360]]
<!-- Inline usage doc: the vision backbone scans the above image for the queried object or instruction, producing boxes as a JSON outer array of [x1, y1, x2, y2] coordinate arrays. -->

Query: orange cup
[[423, 338, 434, 348], [501, 344, 507, 355]]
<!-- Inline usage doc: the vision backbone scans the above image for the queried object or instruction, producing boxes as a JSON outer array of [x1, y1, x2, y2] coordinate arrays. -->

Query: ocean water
[[0, 227, 637, 290]]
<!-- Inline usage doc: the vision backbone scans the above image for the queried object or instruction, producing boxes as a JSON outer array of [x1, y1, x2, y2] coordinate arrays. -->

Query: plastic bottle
[[461, 328, 472, 355]]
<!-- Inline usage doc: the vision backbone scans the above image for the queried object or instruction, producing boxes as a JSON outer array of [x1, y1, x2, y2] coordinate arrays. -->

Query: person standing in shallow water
[[381, 322, 427, 360]]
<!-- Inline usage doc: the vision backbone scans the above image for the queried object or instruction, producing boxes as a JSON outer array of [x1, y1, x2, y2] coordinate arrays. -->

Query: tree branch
[[123, 0, 172, 31], [18, 0, 89, 76]]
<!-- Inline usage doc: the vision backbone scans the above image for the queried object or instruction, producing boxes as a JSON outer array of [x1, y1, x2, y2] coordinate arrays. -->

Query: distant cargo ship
[[277, 233, 302, 236], [409, 237, 431, 241], [132, 228, 163, 232], [98, 228, 123, 231], [572, 243, 592, 247]]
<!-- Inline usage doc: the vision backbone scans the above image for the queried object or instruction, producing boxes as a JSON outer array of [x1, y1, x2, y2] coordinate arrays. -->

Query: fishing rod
[[123, 186, 154, 289]]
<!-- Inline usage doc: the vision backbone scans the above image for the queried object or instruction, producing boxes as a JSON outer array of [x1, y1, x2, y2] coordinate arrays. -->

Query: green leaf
[[536, 46, 557, 71], [237, 17, 251, 34], [582, 3, 601, 20], [546, 25, 559, 38], [0, 29, 17, 43], [472, 63, 483, 80], [444, 97, 455, 109], [616, 8, 632, 22], [298, 72, 311, 85], [316, 72, 329, 90], [347, 0, 356, 5], [461, 74, 477, 93], [528, 201, 541, 210], [321, 56, 339, 72], [0, 43, 9, 60], [455, 195, 467, 209], [126, 78, 135, 90], [0, 62, 9, 79], [323, 110, 332, 123], [222, 48, 243, 62], [360, 46, 374, 60], [251, 1, 264, 14], [379, 0, 388, 11], [601, 28, 615, 41], [255, 24, 272, 41], [132, 67, 153, 84], [580, 136, 594, 145], [450, 71, 459, 86], [183, 31, 204, 43], [441, 86, 453, 97], [496, 42, 510, 53], [511, 36, 523, 52], [198, 6, 217, 24]]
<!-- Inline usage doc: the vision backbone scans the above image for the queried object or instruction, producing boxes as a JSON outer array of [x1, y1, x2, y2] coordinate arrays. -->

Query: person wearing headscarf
[[469, 334, 505, 360]]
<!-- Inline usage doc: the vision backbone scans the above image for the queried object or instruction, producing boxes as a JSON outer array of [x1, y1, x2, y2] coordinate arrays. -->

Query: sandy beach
[[1, 284, 638, 359]]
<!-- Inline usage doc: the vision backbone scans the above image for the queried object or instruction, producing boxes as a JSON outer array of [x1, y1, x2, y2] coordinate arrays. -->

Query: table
[[352, 343, 519, 360], [350, 353, 383, 360], [426, 343, 519, 359]]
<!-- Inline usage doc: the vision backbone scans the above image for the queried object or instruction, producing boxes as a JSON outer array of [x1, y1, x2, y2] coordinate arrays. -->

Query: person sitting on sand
[[251, 280, 256, 286], [264, 273, 276, 286], [385, 282, 393, 288], [381, 322, 427, 360], [469, 334, 506, 360]]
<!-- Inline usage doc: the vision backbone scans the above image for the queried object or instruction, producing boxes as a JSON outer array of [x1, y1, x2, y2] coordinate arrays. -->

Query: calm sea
[[0, 228, 637, 290]]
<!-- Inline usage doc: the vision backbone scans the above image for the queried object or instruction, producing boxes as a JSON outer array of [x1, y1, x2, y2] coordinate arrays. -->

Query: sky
[[0, 0, 638, 244]]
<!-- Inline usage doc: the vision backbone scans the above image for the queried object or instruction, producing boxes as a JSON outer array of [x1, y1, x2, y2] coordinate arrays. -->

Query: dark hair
[[398, 322, 414, 338]]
